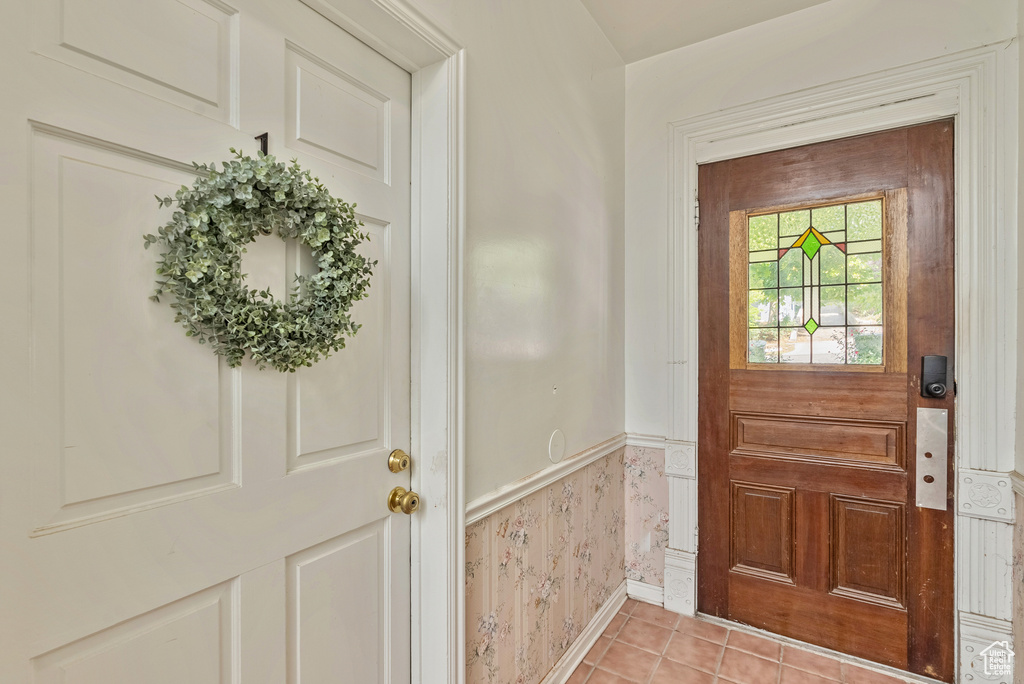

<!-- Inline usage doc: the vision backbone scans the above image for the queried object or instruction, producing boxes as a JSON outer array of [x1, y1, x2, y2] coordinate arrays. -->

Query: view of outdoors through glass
[[747, 199, 883, 365]]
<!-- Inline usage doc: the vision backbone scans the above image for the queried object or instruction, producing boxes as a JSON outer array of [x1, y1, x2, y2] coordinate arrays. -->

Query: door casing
[[661, 43, 1017, 683], [294, 3, 467, 682]]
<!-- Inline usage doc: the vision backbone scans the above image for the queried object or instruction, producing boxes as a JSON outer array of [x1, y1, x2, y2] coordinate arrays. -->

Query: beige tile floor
[[568, 599, 921, 684]]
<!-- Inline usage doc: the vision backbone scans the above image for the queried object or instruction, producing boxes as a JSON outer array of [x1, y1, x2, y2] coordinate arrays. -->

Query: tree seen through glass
[[747, 199, 883, 365]]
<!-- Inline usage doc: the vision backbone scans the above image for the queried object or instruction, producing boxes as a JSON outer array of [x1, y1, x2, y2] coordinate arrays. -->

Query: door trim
[[297, 3, 466, 682], [662, 42, 1016, 682]]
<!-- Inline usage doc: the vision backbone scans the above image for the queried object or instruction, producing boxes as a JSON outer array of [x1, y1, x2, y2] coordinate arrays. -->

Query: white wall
[[624, 0, 1017, 438], [1018, 0, 1024, 476], [410, 0, 626, 500]]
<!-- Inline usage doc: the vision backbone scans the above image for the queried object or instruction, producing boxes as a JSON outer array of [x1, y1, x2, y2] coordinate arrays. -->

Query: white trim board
[[541, 581, 627, 684], [626, 579, 665, 607], [296, 3, 466, 682], [465, 434, 627, 524], [625, 433, 668, 450], [664, 42, 1018, 683]]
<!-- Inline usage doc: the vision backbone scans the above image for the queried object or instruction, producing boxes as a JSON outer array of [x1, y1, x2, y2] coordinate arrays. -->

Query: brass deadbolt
[[388, 449, 411, 473], [388, 486, 420, 515]]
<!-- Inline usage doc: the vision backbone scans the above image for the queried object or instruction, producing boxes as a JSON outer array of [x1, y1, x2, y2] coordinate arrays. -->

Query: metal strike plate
[[916, 407, 948, 511]]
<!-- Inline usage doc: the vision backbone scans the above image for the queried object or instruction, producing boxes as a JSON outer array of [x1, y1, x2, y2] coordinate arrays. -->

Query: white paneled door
[[0, 1, 411, 682]]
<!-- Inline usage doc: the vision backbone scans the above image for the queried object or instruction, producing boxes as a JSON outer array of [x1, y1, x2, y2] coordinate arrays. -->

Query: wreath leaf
[[144, 150, 376, 372]]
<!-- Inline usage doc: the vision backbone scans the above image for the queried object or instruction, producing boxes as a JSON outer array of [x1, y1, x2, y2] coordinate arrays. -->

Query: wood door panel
[[727, 128, 909, 211], [699, 121, 954, 681], [904, 121, 956, 680], [730, 371, 908, 421], [830, 496, 906, 608], [730, 455, 906, 500], [729, 574, 908, 668], [698, 159, 734, 615], [730, 482, 794, 582], [732, 413, 905, 468]]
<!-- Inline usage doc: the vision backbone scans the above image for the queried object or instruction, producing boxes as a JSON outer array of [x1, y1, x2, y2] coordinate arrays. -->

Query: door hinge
[[694, 197, 700, 231]]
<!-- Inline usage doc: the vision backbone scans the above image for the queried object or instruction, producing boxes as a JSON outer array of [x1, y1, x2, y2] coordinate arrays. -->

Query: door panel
[[2, 1, 411, 682], [697, 122, 955, 681]]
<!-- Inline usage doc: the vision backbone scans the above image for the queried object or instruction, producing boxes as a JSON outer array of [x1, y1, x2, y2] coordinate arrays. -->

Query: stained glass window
[[747, 199, 883, 365]]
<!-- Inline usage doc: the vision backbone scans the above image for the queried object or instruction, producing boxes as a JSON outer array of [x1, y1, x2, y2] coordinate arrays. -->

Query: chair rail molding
[[465, 434, 627, 524], [297, 3, 466, 682], [665, 41, 1018, 682]]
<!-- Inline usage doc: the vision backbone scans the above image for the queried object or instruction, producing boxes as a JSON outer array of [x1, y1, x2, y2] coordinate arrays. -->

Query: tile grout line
[[714, 626, 729, 678]]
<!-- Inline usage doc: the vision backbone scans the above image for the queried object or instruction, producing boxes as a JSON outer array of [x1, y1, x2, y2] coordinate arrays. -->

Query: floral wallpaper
[[624, 446, 669, 587], [466, 449, 625, 684]]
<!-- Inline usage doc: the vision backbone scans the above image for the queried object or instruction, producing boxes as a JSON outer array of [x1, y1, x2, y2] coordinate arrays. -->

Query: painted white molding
[[665, 43, 1018, 683], [667, 477, 698, 552], [665, 440, 696, 479], [298, 0, 459, 73], [956, 517, 1013, 621], [958, 469, 1015, 523], [409, 49, 466, 684], [664, 549, 696, 616], [540, 581, 627, 684], [626, 432, 668, 450], [465, 434, 627, 524], [958, 612, 1014, 684], [1010, 471, 1024, 498], [301, 4, 465, 682], [626, 579, 665, 606]]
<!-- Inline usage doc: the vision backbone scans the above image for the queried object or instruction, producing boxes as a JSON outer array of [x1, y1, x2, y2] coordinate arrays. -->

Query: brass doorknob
[[388, 449, 411, 473], [388, 486, 420, 515]]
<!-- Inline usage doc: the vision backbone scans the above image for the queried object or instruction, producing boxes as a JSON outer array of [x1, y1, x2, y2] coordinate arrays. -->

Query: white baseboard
[[540, 580, 627, 684], [626, 579, 664, 606]]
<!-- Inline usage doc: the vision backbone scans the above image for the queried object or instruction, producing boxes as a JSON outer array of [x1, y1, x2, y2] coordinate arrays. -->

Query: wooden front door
[[696, 121, 955, 681]]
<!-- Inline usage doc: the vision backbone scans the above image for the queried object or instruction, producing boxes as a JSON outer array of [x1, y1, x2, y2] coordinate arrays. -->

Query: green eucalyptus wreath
[[144, 149, 375, 372]]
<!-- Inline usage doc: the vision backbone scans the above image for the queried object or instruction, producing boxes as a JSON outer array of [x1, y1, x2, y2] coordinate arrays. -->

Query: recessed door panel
[[29, 129, 238, 533], [730, 482, 794, 582], [287, 521, 390, 683]]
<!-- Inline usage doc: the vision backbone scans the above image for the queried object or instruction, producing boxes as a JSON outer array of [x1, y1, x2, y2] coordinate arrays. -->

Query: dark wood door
[[697, 121, 955, 681]]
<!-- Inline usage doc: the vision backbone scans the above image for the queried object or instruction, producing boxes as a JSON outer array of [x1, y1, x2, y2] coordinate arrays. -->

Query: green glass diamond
[[800, 232, 822, 260], [804, 318, 819, 335]]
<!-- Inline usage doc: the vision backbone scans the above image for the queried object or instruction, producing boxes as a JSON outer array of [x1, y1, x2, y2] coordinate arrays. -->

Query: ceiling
[[578, 0, 832, 63]]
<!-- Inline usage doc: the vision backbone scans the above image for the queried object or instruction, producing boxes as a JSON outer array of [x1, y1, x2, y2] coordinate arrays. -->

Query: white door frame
[[661, 42, 1017, 682], [298, 2, 465, 682]]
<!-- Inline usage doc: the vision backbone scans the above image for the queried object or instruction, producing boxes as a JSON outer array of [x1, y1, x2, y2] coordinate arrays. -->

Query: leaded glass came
[[746, 199, 883, 365]]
